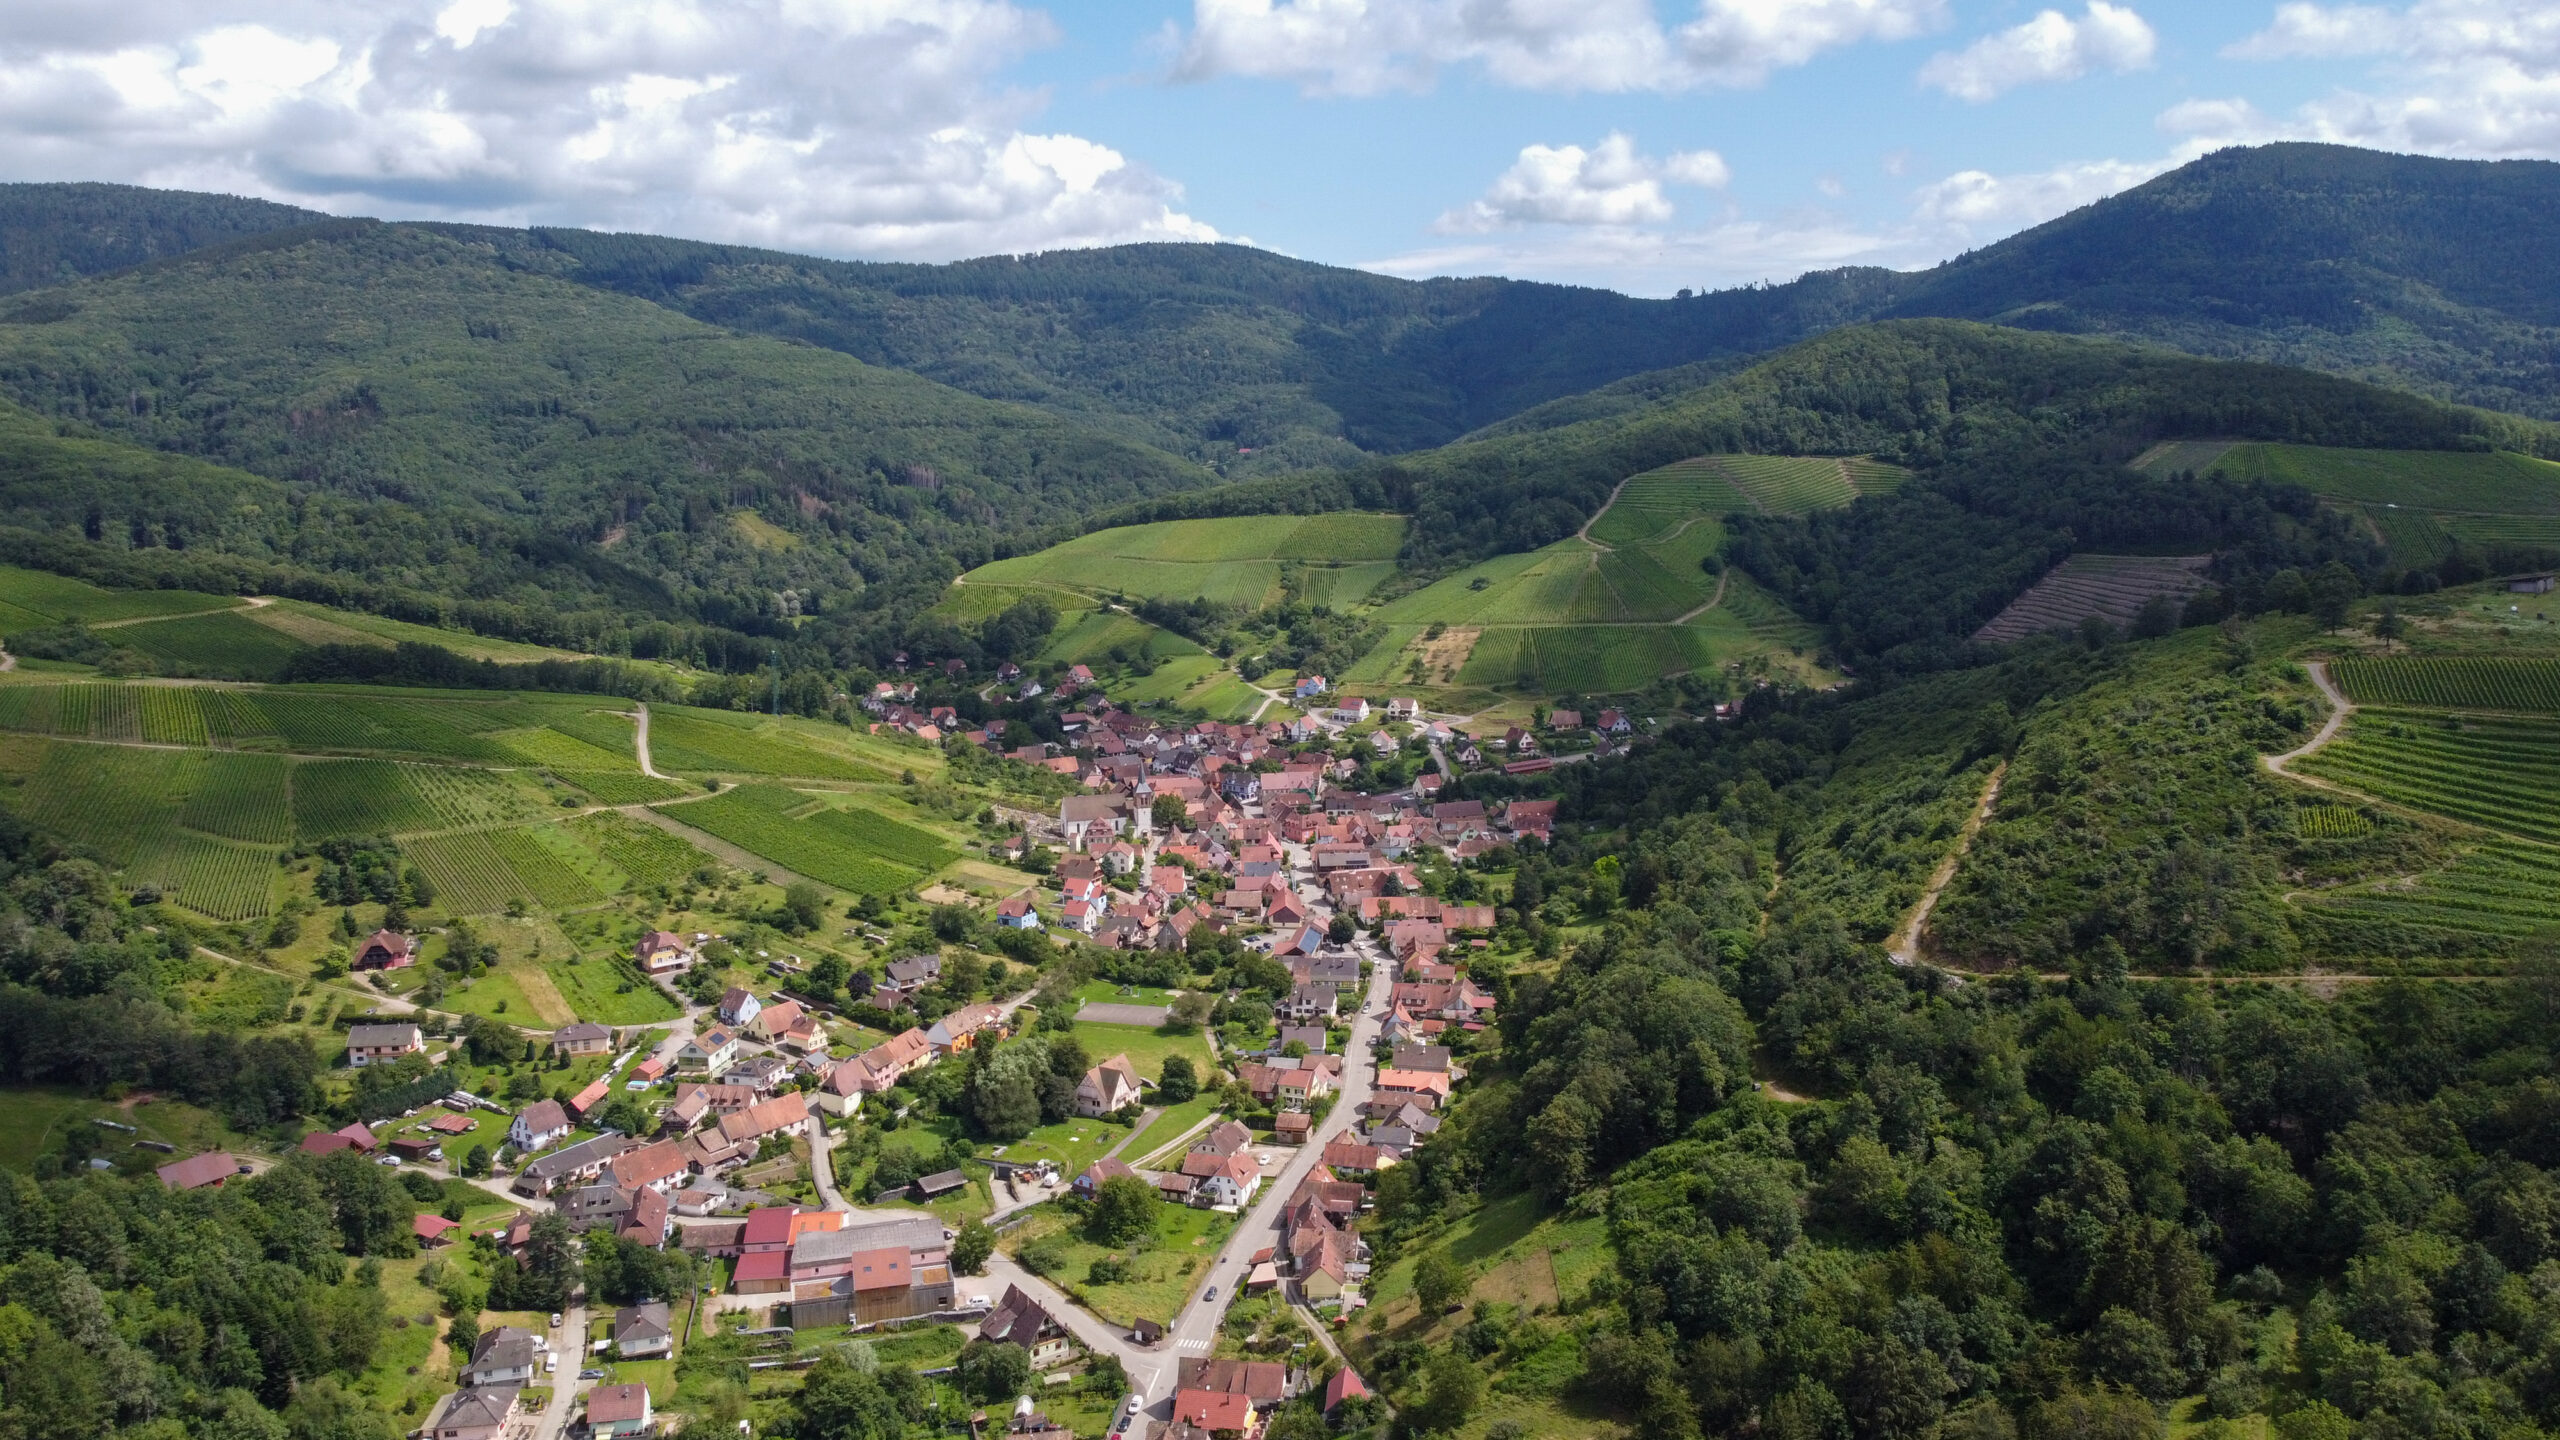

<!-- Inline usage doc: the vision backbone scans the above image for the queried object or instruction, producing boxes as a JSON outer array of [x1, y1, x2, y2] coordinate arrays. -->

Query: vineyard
[[567, 813, 711, 888], [2332, 657, 2560, 711], [2298, 838, 2560, 957], [180, 753, 293, 844], [658, 784, 944, 893], [290, 760, 442, 839], [111, 610, 306, 679], [16, 744, 195, 865], [404, 831, 530, 915], [558, 771, 690, 804], [131, 833, 277, 921], [1973, 554, 2214, 644], [2298, 804, 2376, 840], [645, 707, 886, 780], [0, 565, 235, 624], [2297, 709, 2560, 843]]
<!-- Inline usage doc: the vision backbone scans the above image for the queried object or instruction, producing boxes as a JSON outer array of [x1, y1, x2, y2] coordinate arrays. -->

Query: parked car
[[579, 1368, 606, 1380]]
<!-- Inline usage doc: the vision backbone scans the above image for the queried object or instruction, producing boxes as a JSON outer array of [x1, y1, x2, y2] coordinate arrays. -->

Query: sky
[[0, 0, 2553, 296]]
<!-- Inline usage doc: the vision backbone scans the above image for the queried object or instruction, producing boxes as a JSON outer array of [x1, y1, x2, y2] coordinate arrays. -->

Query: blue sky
[[0, 0, 2546, 295]]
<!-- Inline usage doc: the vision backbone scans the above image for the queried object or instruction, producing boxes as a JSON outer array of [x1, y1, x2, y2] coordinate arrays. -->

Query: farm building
[[156, 1151, 238, 1190], [2511, 574, 2556, 594]]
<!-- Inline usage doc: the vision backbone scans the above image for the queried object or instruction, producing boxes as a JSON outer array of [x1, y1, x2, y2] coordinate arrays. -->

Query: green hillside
[[2160, 442, 2560, 562], [959, 513, 1405, 612], [0, 221, 1212, 668]]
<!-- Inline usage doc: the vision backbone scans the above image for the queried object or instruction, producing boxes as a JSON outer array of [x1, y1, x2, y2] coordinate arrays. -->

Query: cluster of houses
[[425, 1309, 664, 1440], [677, 1205, 961, 1324]]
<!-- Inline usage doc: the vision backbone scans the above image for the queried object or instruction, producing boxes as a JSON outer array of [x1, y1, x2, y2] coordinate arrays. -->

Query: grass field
[[2299, 708, 2560, 842], [657, 784, 952, 892], [0, 1088, 246, 1171], [1042, 611, 1207, 667], [1001, 1201, 1236, 1329]]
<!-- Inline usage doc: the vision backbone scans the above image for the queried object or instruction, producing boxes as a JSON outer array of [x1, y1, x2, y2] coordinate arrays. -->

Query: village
[[147, 664, 1577, 1440]]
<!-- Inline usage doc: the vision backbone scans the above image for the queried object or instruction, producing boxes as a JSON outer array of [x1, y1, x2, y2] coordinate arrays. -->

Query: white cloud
[[1910, 154, 2172, 230], [1917, 2, 2155, 102], [1437, 132, 1728, 231], [0, 0, 1223, 260], [1173, 0, 1946, 96], [2214, 0, 2560, 159]]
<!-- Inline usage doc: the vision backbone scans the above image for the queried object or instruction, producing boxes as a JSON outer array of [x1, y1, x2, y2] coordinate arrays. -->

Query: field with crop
[[569, 813, 710, 888], [2334, 657, 2560, 710], [645, 706, 885, 780], [557, 771, 689, 804], [0, 566, 235, 625], [658, 784, 951, 893], [1972, 554, 2215, 643], [2298, 837, 2560, 956], [110, 609, 308, 678], [959, 513, 1407, 612], [180, 752, 293, 843], [2298, 709, 2560, 842], [131, 831, 278, 920]]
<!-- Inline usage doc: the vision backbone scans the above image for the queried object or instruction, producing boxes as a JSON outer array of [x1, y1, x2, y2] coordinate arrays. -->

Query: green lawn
[[1067, 1021, 1216, 1092], [1074, 980, 1184, 1006], [986, 1113, 1146, 1188], [0, 1087, 249, 1171], [1122, 1096, 1221, 1169], [1002, 1201, 1238, 1329], [544, 954, 681, 1025]]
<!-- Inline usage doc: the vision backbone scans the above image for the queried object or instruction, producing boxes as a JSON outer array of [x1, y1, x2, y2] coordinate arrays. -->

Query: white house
[[508, 1100, 572, 1152], [1073, 1055, 1144, 1118]]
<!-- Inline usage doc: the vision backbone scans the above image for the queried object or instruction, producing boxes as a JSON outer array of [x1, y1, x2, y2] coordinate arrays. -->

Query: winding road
[[2265, 660, 2353, 777]]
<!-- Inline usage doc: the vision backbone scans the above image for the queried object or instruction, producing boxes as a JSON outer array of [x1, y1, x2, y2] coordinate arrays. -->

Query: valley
[[10, 150, 2560, 1440]]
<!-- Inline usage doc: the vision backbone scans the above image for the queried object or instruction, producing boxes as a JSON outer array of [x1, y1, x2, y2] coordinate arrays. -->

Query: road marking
[[1177, 1339, 1211, 1350]]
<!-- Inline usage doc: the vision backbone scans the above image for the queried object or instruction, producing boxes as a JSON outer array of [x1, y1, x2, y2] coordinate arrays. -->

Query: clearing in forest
[[1972, 554, 2214, 644]]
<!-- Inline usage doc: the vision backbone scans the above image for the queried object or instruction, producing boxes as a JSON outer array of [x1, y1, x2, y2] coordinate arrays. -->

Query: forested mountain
[[0, 220, 1213, 666], [11, 144, 2559, 475], [1090, 322, 2558, 640]]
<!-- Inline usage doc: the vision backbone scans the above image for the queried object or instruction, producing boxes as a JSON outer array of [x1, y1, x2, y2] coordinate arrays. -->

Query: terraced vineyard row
[[180, 753, 294, 844], [2299, 838, 2560, 953], [647, 707, 885, 780], [1721, 455, 1857, 514], [659, 784, 939, 893], [2333, 657, 2560, 711], [131, 833, 277, 922], [1973, 554, 2213, 644], [2297, 710, 2560, 843]]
